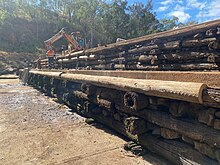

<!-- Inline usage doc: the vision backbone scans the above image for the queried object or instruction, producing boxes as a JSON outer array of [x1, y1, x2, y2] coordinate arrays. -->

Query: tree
[[1, 0, 182, 52], [128, 0, 159, 38], [159, 17, 198, 31], [159, 16, 179, 31]]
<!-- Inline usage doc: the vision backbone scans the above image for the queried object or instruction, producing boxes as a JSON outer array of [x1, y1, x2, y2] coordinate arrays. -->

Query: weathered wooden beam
[[123, 92, 149, 111], [203, 89, 220, 108], [73, 90, 114, 110], [60, 73, 206, 104], [38, 19, 220, 65], [139, 52, 220, 63], [138, 134, 219, 165], [139, 109, 220, 147], [84, 19, 220, 55], [88, 107, 218, 165], [29, 70, 220, 108], [134, 63, 220, 71]]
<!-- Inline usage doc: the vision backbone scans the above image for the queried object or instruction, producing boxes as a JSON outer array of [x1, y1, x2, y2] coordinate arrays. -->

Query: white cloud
[[174, 4, 188, 11], [196, 0, 220, 22], [167, 4, 190, 23], [161, 0, 174, 5], [187, 0, 206, 10], [169, 10, 191, 23], [157, 0, 183, 12], [161, 0, 183, 5], [157, 6, 169, 12]]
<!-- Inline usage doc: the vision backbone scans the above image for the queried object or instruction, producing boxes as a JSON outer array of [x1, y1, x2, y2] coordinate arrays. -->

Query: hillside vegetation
[[0, 51, 38, 74], [0, 0, 196, 53]]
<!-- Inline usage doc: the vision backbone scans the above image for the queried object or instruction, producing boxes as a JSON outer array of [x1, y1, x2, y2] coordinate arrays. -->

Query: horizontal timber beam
[[30, 70, 206, 104], [33, 69, 220, 88]]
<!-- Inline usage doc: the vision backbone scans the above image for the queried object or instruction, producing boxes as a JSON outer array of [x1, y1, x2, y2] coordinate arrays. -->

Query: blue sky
[[126, 0, 220, 23]]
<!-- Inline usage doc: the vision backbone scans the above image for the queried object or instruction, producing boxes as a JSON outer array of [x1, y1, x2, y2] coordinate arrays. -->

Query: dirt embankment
[[0, 51, 39, 75]]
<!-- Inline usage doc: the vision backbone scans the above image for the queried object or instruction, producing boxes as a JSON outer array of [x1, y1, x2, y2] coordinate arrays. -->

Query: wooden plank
[[139, 109, 220, 147]]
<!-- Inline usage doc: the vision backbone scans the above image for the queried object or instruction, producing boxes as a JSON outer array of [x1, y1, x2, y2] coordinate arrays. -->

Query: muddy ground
[[0, 78, 170, 165]]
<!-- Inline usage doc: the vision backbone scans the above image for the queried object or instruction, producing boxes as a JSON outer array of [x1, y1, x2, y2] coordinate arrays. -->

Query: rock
[[85, 118, 95, 124]]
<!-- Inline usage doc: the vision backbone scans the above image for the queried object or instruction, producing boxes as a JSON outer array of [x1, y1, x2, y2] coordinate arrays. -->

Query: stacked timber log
[[23, 69, 220, 165], [38, 19, 220, 71]]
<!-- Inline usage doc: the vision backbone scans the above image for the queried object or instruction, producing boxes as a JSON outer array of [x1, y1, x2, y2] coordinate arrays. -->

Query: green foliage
[[0, 0, 197, 53], [159, 17, 198, 31]]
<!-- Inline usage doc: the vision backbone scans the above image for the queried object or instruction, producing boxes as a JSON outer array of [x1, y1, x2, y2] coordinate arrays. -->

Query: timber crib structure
[[20, 19, 220, 165]]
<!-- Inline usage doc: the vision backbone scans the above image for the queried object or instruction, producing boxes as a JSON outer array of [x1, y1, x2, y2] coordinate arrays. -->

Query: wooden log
[[194, 33, 204, 40], [37, 19, 220, 66], [87, 107, 218, 165], [158, 63, 220, 70], [217, 27, 220, 34], [207, 55, 220, 63], [123, 92, 149, 111], [182, 136, 194, 145], [88, 20, 220, 55], [182, 38, 217, 47], [198, 108, 216, 126], [140, 57, 220, 65], [127, 64, 159, 70], [139, 109, 220, 147], [56, 19, 220, 59], [208, 41, 220, 50], [194, 142, 216, 159], [103, 56, 139, 64], [138, 55, 157, 64], [206, 29, 217, 37], [148, 97, 168, 106], [97, 98, 115, 111], [123, 117, 149, 135], [113, 112, 121, 121], [58, 55, 97, 65], [138, 134, 218, 165], [91, 64, 115, 70], [130, 62, 220, 71], [214, 119, 220, 130], [85, 86, 124, 105], [169, 101, 201, 118], [114, 64, 126, 69], [30, 70, 220, 111], [215, 149, 220, 163], [169, 101, 190, 117], [203, 89, 220, 108], [138, 52, 220, 63], [126, 41, 180, 55], [215, 111, 220, 118], [62, 73, 206, 104], [81, 83, 97, 95], [160, 128, 180, 139], [151, 126, 161, 135], [82, 101, 97, 116], [73, 91, 114, 110], [30, 70, 207, 104], [102, 109, 111, 117]]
